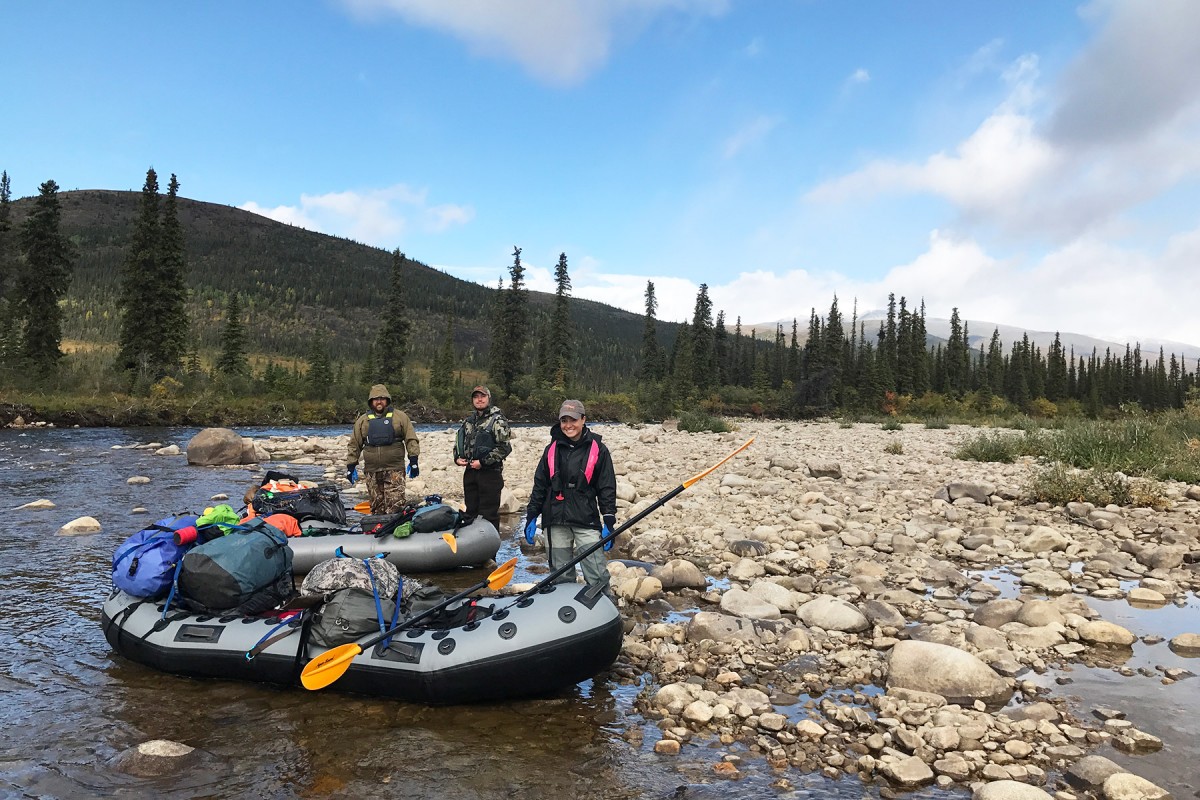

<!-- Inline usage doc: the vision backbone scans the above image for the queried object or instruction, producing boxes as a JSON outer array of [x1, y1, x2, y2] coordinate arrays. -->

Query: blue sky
[[5, 1, 1200, 347]]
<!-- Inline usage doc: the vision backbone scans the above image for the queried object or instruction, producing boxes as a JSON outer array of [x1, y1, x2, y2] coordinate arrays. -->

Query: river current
[[0, 425, 1194, 798]]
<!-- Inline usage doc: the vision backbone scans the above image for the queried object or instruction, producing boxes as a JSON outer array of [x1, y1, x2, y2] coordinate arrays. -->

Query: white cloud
[[743, 37, 763, 58], [848, 68, 869, 84], [339, 0, 729, 85], [1048, 0, 1200, 147], [498, 224, 1200, 346], [722, 114, 780, 158], [806, 15, 1200, 245], [240, 185, 473, 247]]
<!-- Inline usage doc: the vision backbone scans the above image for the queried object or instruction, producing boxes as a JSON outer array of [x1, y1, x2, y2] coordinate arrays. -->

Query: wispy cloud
[[805, 2, 1200, 246], [722, 114, 781, 158], [847, 67, 869, 84], [241, 185, 473, 247], [338, 0, 730, 86]]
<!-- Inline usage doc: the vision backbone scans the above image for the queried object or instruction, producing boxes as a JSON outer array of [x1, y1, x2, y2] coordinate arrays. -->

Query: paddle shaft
[[510, 437, 753, 605], [509, 486, 682, 605], [355, 573, 496, 652]]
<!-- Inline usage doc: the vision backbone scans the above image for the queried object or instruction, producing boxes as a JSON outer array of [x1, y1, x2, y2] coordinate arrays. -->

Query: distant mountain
[[747, 311, 1200, 362]]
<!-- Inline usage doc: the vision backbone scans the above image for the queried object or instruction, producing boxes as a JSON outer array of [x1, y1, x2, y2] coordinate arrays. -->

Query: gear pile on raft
[[101, 470, 622, 705]]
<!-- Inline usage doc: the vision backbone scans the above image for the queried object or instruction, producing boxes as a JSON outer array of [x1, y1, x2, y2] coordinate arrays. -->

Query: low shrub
[[884, 440, 904, 455], [881, 419, 903, 431], [678, 410, 731, 433]]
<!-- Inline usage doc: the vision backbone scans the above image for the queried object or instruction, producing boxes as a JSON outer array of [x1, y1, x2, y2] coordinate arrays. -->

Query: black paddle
[[506, 437, 754, 607], [300, 556, 518, 690]]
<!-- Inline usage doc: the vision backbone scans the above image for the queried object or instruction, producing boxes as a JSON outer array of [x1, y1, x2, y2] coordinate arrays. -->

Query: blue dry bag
[[111, 515, 200, 599]]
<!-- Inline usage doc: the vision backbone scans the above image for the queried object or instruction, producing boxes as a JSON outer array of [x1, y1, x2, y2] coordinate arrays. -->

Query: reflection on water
[[1, 426, 881, 800]]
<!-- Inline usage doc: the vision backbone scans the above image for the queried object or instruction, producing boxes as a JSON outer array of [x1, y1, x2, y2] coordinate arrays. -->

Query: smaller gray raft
[[288, 517, 501, 573]]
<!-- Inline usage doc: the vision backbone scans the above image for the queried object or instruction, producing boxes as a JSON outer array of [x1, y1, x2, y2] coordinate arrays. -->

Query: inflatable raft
[[288, 517, 502, 573], [101, 581, 623, 705]]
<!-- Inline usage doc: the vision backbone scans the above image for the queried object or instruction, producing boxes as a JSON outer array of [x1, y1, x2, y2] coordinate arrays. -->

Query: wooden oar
[[300, 556, 518, 690], [507, 437, 754, 607]]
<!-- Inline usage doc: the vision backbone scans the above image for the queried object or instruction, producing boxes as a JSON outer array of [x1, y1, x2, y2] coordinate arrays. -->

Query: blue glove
[[602, 515, 617, 552], [407, 457, 419, 478], [524, 515, 538, 545], [346, 465, 358, 484]]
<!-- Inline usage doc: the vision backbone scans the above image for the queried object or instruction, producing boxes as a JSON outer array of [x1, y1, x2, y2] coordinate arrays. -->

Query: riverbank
[[207, 418, 1198, 797]]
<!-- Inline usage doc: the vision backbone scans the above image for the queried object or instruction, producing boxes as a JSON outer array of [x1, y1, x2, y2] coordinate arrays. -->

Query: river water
[[0, 426, 1194, 799]]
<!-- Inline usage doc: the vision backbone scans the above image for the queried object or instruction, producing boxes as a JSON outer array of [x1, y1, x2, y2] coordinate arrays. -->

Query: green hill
[[10, 189, 675, 391]]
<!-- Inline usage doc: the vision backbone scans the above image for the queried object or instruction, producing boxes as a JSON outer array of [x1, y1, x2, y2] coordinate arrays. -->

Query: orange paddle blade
[[300, 643, 363, 690], [353, 501, 372, 514], [682, 437, 754, 489], [488, 557, 518, 590], [441, 532, 458, 553]]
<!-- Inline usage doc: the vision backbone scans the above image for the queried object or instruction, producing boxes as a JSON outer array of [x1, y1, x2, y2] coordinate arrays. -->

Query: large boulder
[[886, 640, 1013, 709], [187, 428, 249, 466]]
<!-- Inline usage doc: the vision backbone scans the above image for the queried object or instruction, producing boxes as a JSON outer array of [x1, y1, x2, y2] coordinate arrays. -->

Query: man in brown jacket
[[345, 384, 421, 514]]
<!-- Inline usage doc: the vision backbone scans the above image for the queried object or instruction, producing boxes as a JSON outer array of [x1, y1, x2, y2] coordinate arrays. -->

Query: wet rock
[[887, 640, 1013, 709], [127, 475, 150, 485], [187, 427, 249, 466], [112, 739, 206, 777], [654, 738, 681, 755], [1065, 754, 1127, 789], [972, 780, 1054, 800], [1102, 772, 1172, 800], [975, 599, 1023, 628], [17, 499, 55, 510], [1078, 620, 1136, 647], [719, 588, 781, 620], [652, 559, 707, 590], [796, 595, 869, 632], [726, 540, 768, 558], [57, 516, 101, 535], [1167, 633, 1200, 657], [879, 755, 934, 787], [154, 444, 181, 456]]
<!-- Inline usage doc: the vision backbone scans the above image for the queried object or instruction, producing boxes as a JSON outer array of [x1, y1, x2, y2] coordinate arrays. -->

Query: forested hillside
[[9, 189, 669, 391]]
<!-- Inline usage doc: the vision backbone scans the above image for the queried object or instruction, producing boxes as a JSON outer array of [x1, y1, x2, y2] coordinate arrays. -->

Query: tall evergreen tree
[[156, 173, 189, 373], [16, 180, 74, 371], [117, 168, 161, 374], [0, 170, 11, 299], [429, 316, 457, 401], [689, 284, 715, 390], [487, 246, 528, 395], [0, 170, 14, 365], [546, 252, 572, 389], [306, 332, 333, 398], [637, 281, 664, 381], [713, 310, 729, 386], [375, 249, 411, 386], [216, 292, 248, 375]]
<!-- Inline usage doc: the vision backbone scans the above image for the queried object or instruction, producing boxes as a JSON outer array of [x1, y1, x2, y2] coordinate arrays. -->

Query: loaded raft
[[102, 479, 620, 704], [101, 582, 623, 705]]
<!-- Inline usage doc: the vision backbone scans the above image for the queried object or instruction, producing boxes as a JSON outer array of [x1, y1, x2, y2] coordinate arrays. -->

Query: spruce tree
[[157, 174, 189, 373], [117, 168, 161, 374], [307, 333, 333, 399], [547, 252, 572, 389], [0, 171, 13, 366], [429, 316, 457, 402], [216, 292, 248, 375], [16, 180, 74, 371], [375, 249, 411, 386], [713, 310, 728, 386], [487, 247, 528, 395], [637, 281, 663, 381], [0, 170, 11, 301], [689, 284, 715, 390]]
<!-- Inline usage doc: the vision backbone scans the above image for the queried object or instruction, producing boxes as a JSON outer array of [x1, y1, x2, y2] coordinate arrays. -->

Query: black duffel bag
[[252, 483, 347, 525]]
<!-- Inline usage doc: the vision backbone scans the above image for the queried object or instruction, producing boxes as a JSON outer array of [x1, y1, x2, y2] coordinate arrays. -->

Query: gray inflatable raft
[[287, 516, 501, 573], [101, 582, 623, 705]]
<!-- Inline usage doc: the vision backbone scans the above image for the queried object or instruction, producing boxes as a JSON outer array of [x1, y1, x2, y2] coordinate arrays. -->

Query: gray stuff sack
[[309, 587, 396, 648]]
